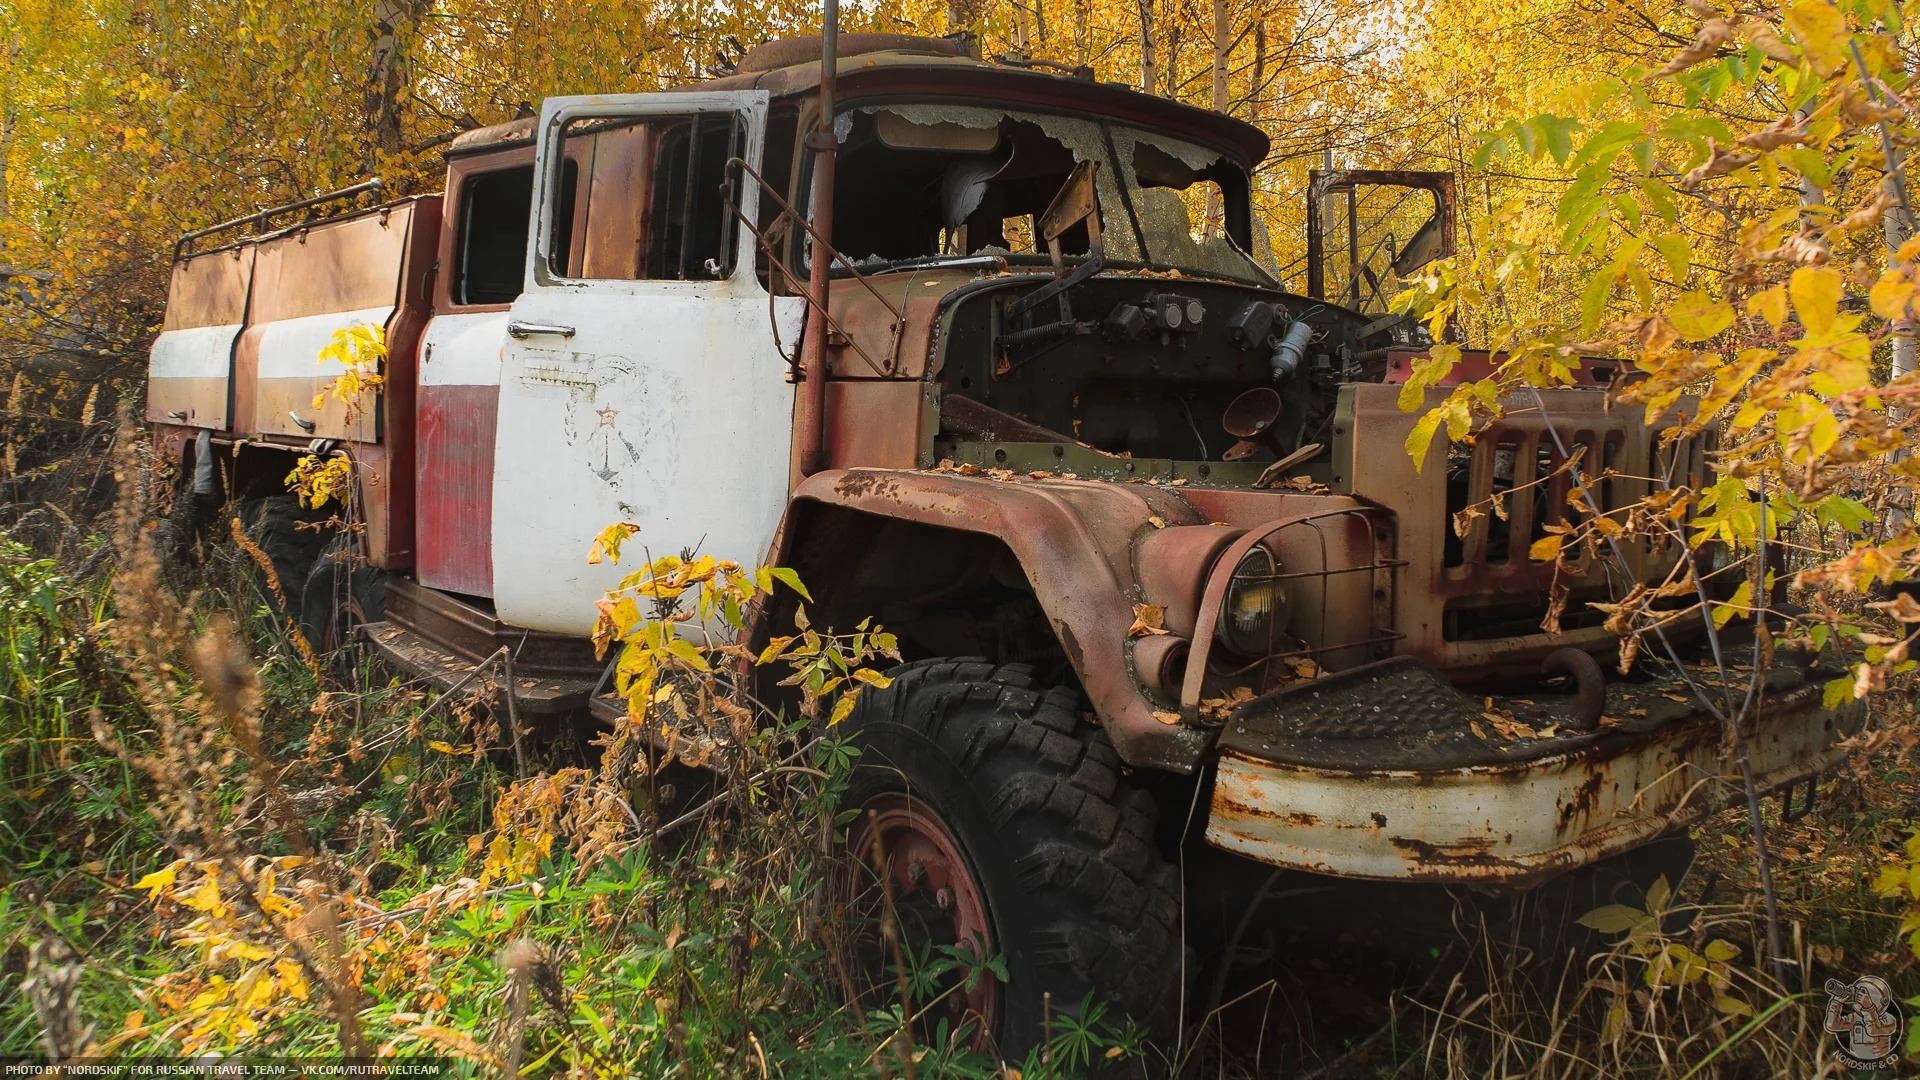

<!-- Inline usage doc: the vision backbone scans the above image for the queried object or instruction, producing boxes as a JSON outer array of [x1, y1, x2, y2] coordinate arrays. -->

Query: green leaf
[[1813, 495, 1874, 533], [1823, 675, 1856, 710], [1652, 234, 1690, 281], [1637, 178, 1678, 222], [767, 566, 813, 601], [1581, 265, 1621, 333], [1712, 579, 1754, 630], [1577, 904, 1650, 934], [1712, 994, 1754, 1017], [1534, 113, 1581, 165], [1646, 875, 1672, 914], [1560, 197, 1610, 253], [665, 636, 711, 671], [1785, 146, 1832, 189], [1406, 407, 1446, 475]]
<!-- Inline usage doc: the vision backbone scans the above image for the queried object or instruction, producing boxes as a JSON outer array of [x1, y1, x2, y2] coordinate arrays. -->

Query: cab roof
[[446, 35, 1270, 169]]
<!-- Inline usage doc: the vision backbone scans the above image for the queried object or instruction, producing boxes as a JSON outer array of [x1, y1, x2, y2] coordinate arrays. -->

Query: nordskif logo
[[1824, 975, 1900, 1068]]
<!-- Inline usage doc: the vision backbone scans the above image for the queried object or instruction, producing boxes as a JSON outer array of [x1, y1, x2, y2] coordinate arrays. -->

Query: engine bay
[[933, 275, 1400, 474]]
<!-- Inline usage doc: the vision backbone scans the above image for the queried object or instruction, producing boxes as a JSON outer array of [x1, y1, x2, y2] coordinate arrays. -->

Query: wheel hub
[[847, 793, 997, 1044]]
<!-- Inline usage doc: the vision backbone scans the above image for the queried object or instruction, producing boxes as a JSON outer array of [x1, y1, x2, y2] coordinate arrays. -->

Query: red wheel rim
[[847, 792, 998, 1044]]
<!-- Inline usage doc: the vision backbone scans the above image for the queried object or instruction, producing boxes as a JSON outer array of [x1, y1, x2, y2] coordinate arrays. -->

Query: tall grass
[[0, 429, 1136, 1076], [0, 423, 1915, 1077]]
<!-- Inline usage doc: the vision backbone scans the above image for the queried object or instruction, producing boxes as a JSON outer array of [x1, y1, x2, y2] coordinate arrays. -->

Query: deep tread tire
[[839, 659, 1182, 1062], [235, 496, 330, 628], [299, 531, 388, 653]]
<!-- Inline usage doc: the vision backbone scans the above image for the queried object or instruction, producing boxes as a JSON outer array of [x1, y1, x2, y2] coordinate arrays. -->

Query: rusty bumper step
[[1205, 652, 1863, 884], [360, 620, 599, 715]]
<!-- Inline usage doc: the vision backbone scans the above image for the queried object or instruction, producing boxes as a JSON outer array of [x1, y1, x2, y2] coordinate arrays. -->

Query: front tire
[[838, 659, 1182, 1063]]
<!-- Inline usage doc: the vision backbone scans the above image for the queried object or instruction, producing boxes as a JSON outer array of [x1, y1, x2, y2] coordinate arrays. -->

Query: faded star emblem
[[596, 403, 619, 428]]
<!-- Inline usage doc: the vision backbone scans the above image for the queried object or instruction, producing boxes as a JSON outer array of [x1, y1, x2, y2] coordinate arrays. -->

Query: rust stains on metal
[[1387, 835, 1520, 874], [1559, 765, 1609, 832], [832, 468, 906, 500], [1204, 688, 1863, 884]]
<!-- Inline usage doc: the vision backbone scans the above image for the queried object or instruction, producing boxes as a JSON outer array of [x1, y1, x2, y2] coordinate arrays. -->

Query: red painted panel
[[416, 383, 498, 597]]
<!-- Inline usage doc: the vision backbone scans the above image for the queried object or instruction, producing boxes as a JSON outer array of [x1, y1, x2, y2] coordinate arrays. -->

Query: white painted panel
[[491, 88, 795, 638], [419, 311, 509, 387], [256, 306, 394, 379], [491, 288, 804, 635], [1205, 691, 1847, 881], [149, 323, 241, 380]]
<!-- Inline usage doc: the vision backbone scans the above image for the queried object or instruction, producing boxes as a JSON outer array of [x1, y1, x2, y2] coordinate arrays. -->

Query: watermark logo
[[1824, 975, 1901, 1069]]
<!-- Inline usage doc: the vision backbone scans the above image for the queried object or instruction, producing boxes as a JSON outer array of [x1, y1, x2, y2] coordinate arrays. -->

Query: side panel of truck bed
[[147, 247, 254, 430], [236, 203, 428, 442]]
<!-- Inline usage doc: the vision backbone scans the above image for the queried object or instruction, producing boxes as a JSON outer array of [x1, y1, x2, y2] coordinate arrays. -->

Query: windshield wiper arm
[[835, 253, 1007, 276]]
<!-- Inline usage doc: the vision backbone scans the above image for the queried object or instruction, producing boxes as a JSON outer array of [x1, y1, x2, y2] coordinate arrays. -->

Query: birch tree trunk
[[1075, 0, 1089, 66], [0, 99, 13, 225], [0, 33, 15, 224], [1206, 0, 1229, 230], [1139, 0, 1157, 93], [1249, 18, 1266, 124], [365, 0, 429, 169], [1890, 202, 1917, 381]]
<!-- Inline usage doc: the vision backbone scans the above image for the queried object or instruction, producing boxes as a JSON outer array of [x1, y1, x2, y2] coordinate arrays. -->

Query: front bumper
[[1204, 656, 1863, 885]]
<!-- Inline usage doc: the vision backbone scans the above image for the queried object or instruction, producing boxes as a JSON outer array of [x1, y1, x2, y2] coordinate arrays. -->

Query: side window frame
[[526, 91, 769, 293], [440, 154, 582, 310]]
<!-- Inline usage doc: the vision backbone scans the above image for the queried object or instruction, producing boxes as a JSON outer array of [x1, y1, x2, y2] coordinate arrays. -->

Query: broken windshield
[[818, 103, 1274, 283]]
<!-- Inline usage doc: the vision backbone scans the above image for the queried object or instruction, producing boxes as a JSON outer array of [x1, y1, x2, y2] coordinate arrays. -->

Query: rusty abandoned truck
[[146, 31, 1858, 1055]]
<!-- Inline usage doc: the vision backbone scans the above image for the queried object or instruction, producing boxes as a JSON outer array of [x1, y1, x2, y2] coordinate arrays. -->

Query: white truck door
[[492, 91, 804, 636]]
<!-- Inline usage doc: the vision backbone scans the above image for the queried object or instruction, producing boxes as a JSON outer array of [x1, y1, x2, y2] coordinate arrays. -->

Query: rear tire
[[838, 659, 1182, 1065], [299, 531, 388, 653], [234, 496, 330, 631]]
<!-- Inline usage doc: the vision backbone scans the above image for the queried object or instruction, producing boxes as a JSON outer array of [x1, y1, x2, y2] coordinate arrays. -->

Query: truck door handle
[[507, 320, 576, 339], [289, 410, 317, 432]]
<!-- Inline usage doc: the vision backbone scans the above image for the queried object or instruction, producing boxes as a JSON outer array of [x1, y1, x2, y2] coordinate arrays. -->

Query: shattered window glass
[[815, 104, 1272, 284]]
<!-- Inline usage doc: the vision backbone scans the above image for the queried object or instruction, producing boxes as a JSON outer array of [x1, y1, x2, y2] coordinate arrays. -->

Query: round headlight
[[1218, 547, 1292, 656]]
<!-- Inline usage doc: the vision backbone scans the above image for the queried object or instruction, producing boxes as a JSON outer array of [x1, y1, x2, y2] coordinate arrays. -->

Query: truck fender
[[778, 467, 1214, 773]]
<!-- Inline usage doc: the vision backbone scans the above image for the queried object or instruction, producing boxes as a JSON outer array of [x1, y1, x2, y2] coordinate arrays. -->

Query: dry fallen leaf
[[1199, 685, 1256, 721], [1128, 604, 1171, 637], [1152, 710, 1183, 725]]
